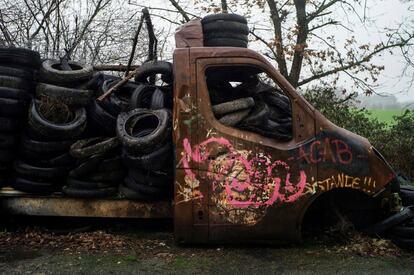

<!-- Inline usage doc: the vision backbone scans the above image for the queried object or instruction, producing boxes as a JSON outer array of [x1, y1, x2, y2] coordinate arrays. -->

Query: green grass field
[[367, 109, 404, 125]]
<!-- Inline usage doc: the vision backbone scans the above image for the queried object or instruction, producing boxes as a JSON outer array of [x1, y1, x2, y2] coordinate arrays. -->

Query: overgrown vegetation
[[304, 88, 414, 180]]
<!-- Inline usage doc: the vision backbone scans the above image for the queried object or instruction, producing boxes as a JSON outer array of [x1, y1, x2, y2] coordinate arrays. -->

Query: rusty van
[[0, 19, 400, 245]]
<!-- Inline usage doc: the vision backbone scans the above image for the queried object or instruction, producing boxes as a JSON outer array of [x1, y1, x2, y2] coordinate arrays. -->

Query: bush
[[380, 110, 414, 179], [304, 88, 414, 180]]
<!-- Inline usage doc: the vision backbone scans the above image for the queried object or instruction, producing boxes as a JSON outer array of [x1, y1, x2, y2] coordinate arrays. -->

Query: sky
[[131, 0, 413, 102], [343, 0, 414, 102]]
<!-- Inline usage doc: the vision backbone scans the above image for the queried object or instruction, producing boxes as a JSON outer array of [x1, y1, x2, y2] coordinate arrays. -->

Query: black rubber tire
[[0, 97, 29, 118], [20, 135, 73, 154], [204, 32, 248, 41], [36, 152, 74, 167], [392, 236, 414, 250], [122, 142, 172, 171], [70, 137, 120, 159], [201, 13, 248, 24], [0, 134, 16, 149], [18, 147, 62, 163], [36, 83, 93, 107], [0, 87, 31, 101], [116, 108, 171, 154], [150, 88, 166, 110], [212, 97, 254, 116], [124, 174, 169, 195], [397, 173, 411, 185], [68, 154, 106, 179], [260, 92, 291, 116], [238, 100, 269, 127], [66, 177, 117, 190], [130, 84, 156, 109], [62, 185, 117, 198], [0, 117, 20, 132], [14, 160, 67, 180], [118, 184, 149, 200], [204, 38, 248, 48], [268, 107, 291, 122], [373, 206, 414, 233], [76, 73, 105, 91], [218, 109, 251, 127], [11, 176, 57, 195], [0, 75, 31, 90], [0, 65, 33, 80], [87, 100, 117, 135], [134, 61, 173, 84], [400, 185, 414, 205], [264, 119, 292, 134], [85, 170, 125, 182], [392, 224, 414, 238], [39, 59, 93, 85], [0, 149, 14, 162], [96, 156, 123, 173], [98, 79, 137, 115], [128, 169, 172, 188], [202, 21, 249, 35], [28, 100, 87, 140], [0, 48, 41, 69]]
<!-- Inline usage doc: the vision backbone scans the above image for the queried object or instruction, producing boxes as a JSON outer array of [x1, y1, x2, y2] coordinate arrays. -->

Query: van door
[[187, 52, 316, 243]]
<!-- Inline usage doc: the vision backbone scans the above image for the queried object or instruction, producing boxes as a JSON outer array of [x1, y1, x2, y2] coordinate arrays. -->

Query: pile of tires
[[373, 204, 414, 250], [87, 75, 140, 136], [209, 76, 292, 140], [201, 13, 249, 48], [12, 99, 86, 194], [117, 109, 173, 200], [63, 137, 124, 198], [0, 48, 40, 186], [11, 59, 94, 194]]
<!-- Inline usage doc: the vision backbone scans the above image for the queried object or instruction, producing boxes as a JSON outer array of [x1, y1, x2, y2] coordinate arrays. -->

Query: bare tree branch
[[169, 0, 190, 22], [221, 0, 228, 13]]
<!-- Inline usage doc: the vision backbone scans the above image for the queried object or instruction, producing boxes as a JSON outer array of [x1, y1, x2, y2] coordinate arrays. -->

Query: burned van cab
[[173, 46, 398, 244]]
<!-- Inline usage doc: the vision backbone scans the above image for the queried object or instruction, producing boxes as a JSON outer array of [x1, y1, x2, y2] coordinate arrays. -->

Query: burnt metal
[[0, 191, 172, 218], [173, 47, 396, 244]]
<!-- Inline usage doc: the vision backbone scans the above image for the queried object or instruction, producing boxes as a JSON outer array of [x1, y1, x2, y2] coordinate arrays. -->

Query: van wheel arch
[[298, 188, 383, 240]]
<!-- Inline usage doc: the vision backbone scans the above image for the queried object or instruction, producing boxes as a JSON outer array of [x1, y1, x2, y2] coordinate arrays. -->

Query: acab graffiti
[[180, 137, 307, 224]]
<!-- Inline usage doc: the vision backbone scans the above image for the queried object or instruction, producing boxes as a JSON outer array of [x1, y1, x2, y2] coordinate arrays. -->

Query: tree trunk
[[289, 0, 308, 87]]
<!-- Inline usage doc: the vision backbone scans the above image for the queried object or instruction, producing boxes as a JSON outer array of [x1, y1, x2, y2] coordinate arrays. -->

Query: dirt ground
[[1, 216, 414, 275]]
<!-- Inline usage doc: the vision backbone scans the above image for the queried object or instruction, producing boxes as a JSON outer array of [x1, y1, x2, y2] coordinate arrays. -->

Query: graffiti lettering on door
[[179, 137, 307, 225]]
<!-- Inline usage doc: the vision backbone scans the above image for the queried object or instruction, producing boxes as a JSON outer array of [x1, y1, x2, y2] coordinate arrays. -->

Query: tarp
[[175, 19, 203, 48]]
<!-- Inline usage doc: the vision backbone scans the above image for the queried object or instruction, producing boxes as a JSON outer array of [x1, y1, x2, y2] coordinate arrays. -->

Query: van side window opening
[[205, 65, 293, 141]]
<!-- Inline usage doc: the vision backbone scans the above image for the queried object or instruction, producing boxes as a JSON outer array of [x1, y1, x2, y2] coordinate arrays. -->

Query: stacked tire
[[209, 76, 293, 140], [12, 100, 85, 194], [87, 76, 140, 136], [12, 59, 92, 194], [201, 13, 249, 48], [373, 205, 414, 250], [117, 109, 173, 200], [63, 137, 124, 198], [0, 48, 40, 186]]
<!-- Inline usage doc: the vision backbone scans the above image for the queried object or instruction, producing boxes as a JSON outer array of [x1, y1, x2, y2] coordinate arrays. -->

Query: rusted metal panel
[[173, 47, 396, 244], [0, 196, 172, 218]]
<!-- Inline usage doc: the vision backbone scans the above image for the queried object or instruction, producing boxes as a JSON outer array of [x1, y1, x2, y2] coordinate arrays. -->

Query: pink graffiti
[[182, 137, 307, 208]]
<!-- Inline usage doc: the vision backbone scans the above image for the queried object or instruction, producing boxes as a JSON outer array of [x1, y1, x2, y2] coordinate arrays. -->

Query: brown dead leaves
[[0, 227, 128, 252]]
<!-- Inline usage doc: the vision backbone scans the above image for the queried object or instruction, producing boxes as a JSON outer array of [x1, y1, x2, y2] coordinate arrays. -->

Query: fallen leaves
[[331, 233, 402, 257], [0, 227, 129, 252]]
